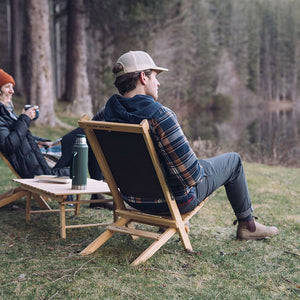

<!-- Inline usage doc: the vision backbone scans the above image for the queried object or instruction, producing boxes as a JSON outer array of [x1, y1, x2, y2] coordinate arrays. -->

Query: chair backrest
[[0, 151, 21, 178], [79, 117, 176, 214], [93, 125, 164, 198]]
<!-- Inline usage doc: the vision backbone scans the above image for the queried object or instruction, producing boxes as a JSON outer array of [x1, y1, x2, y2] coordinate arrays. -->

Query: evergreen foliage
[[0, 0, 300, 107]]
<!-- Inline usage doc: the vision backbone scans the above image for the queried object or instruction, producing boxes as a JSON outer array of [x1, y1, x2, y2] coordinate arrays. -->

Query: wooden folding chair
[[0, 151, 50, 210], [78, 117, 207, 266]]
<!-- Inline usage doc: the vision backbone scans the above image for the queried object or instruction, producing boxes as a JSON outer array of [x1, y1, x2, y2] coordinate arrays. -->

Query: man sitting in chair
[[91, 50, 278, 241]]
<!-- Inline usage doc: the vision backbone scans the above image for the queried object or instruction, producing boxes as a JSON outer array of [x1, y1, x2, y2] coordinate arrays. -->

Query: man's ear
[[139, 72, 147, 85]]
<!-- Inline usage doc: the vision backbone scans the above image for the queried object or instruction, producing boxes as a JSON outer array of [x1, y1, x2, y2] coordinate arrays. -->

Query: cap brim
[[115, 66, 168, 78], [153, 67, 168, 73]]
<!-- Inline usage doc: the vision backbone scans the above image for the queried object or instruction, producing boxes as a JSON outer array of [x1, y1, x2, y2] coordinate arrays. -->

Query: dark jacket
[[103, 94, 162, 123], [102, 94, 203, 214], [0, 103, 69, 178]]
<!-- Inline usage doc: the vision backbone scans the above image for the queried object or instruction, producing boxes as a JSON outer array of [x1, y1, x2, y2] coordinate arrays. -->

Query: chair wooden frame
[[78, 116, 207, 266], [0, 151, 50, 210]]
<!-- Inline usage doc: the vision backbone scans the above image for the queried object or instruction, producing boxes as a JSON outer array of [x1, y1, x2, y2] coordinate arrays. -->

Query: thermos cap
[[75, 134, 87, 144]]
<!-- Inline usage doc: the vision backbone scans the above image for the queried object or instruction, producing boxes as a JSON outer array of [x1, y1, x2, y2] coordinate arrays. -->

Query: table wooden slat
[[13, 178, 110, 196]]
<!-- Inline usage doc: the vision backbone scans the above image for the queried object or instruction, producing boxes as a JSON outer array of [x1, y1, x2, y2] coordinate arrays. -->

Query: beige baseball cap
[[115, 51, 168, 78]]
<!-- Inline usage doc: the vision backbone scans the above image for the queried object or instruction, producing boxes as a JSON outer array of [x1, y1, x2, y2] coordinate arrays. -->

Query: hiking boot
[[66, 195, 74, 207], [236, 218, 278, 240]]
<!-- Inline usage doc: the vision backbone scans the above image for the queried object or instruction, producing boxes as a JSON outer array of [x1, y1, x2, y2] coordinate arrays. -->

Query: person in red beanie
[[0, 68, 39, 122], [0, 69, 69, 178], [0, 69, 109, 207]]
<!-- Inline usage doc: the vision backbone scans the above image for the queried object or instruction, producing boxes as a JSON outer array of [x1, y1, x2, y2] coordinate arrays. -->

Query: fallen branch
[[284, 250, 300, 257], [73, 258, 95, 280]]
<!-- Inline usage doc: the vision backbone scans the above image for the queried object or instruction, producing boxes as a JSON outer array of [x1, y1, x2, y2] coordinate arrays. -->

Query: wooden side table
[[13, 178, 112, 238]]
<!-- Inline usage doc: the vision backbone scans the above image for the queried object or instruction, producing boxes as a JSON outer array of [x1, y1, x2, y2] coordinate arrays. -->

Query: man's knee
[[229, 152, 241, 162], [228, 152, 243, 171]]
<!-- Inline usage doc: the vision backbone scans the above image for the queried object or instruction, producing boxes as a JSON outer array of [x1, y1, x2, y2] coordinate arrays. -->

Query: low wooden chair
[[0, 151, 50, 210], [78, 117, 207, 266]]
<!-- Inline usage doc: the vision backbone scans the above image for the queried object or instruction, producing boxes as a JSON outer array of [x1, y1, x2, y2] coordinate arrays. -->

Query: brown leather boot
[[236, 218, 278, 240]]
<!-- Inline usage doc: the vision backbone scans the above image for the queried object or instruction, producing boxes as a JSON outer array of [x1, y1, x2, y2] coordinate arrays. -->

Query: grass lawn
[[0, 118, 299, 299]]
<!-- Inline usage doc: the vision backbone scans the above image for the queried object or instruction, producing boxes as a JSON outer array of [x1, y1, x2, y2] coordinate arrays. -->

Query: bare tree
[[65, 0, 92, 117], [26, 0, 56, 126]]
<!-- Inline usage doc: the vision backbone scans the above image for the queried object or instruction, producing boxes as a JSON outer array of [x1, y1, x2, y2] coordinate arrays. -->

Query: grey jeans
[[180, 152, 253, 220]]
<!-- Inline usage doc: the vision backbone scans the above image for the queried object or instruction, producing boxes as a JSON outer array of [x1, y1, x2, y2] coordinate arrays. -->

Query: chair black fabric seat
[[94, 130, 164, 198]]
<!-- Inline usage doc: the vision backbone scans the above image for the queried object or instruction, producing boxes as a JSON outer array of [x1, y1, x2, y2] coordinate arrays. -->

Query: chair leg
[[75, 195, 81, 216], [25, 192, 32, 222], [79, 217, 130, 256], [131, 227, 177, 266], [0, 188, 27, 208], [0, 188, 15, 199], [113, 201, 118, 222], [177, 223, 193, 251], [32, 194, 51, 210], [60, 203, 67, 239]]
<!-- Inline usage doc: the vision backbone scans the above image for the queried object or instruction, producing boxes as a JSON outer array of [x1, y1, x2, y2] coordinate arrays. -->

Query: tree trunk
[[65, 0, 92, 117], [26, 0, 56, 126], [10, 0, 24, 97], [52, 1, 67, 101]]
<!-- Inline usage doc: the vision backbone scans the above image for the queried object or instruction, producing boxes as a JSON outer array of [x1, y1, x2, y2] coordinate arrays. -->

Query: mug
[[24, 104, 39, 120]]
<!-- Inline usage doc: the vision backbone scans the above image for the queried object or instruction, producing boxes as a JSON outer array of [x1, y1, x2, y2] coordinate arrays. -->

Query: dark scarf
[[0, 102, 18, 120]]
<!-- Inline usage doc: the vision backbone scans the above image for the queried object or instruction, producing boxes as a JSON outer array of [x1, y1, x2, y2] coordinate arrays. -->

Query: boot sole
[[237, 236, 266, 241], [237, 233, 278, 241]]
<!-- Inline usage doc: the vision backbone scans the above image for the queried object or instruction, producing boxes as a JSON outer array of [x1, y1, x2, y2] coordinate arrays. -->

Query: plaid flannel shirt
[[125, 106, 204, 206], [93, 104, 204, 207]]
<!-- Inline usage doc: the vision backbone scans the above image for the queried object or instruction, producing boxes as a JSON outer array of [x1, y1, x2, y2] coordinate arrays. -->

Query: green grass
[[0, 155, 299, 298]]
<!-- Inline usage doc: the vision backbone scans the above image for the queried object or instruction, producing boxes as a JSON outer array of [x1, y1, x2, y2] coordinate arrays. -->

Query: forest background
[[1, 2, 300, 298], [0, 0, 300, 167]]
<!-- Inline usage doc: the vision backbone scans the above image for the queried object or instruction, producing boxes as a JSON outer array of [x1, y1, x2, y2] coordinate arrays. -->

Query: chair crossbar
[[107, 225, 161, 240], [116, 209, 177, 228]]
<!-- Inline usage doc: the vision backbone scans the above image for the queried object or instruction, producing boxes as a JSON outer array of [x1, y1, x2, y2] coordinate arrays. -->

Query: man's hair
[[112, 63, 152, 95]]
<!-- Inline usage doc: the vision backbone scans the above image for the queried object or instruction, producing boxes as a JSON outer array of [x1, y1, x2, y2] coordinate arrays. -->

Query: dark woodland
[[1, 0, 300, 166]]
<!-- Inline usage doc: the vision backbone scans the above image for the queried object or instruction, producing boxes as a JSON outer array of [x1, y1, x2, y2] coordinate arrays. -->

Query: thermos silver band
[[76, 137, 87, 144], [71, 184, 87, 190]]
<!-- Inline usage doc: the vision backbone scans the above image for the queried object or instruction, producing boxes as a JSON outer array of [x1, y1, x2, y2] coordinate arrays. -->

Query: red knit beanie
[[0, 69, 15, 87]]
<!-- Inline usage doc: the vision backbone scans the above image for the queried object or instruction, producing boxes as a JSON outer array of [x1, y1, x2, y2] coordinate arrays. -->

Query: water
[[181, 103, 300, 168]]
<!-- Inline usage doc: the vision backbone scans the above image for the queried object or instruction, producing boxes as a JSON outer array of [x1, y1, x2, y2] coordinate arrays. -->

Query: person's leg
[[196, 152, 278, 240], [88, 147, 104, 180], [54, 127, 85, 169], [87, 135, 106, 208], [196, 152, 253, 220]]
